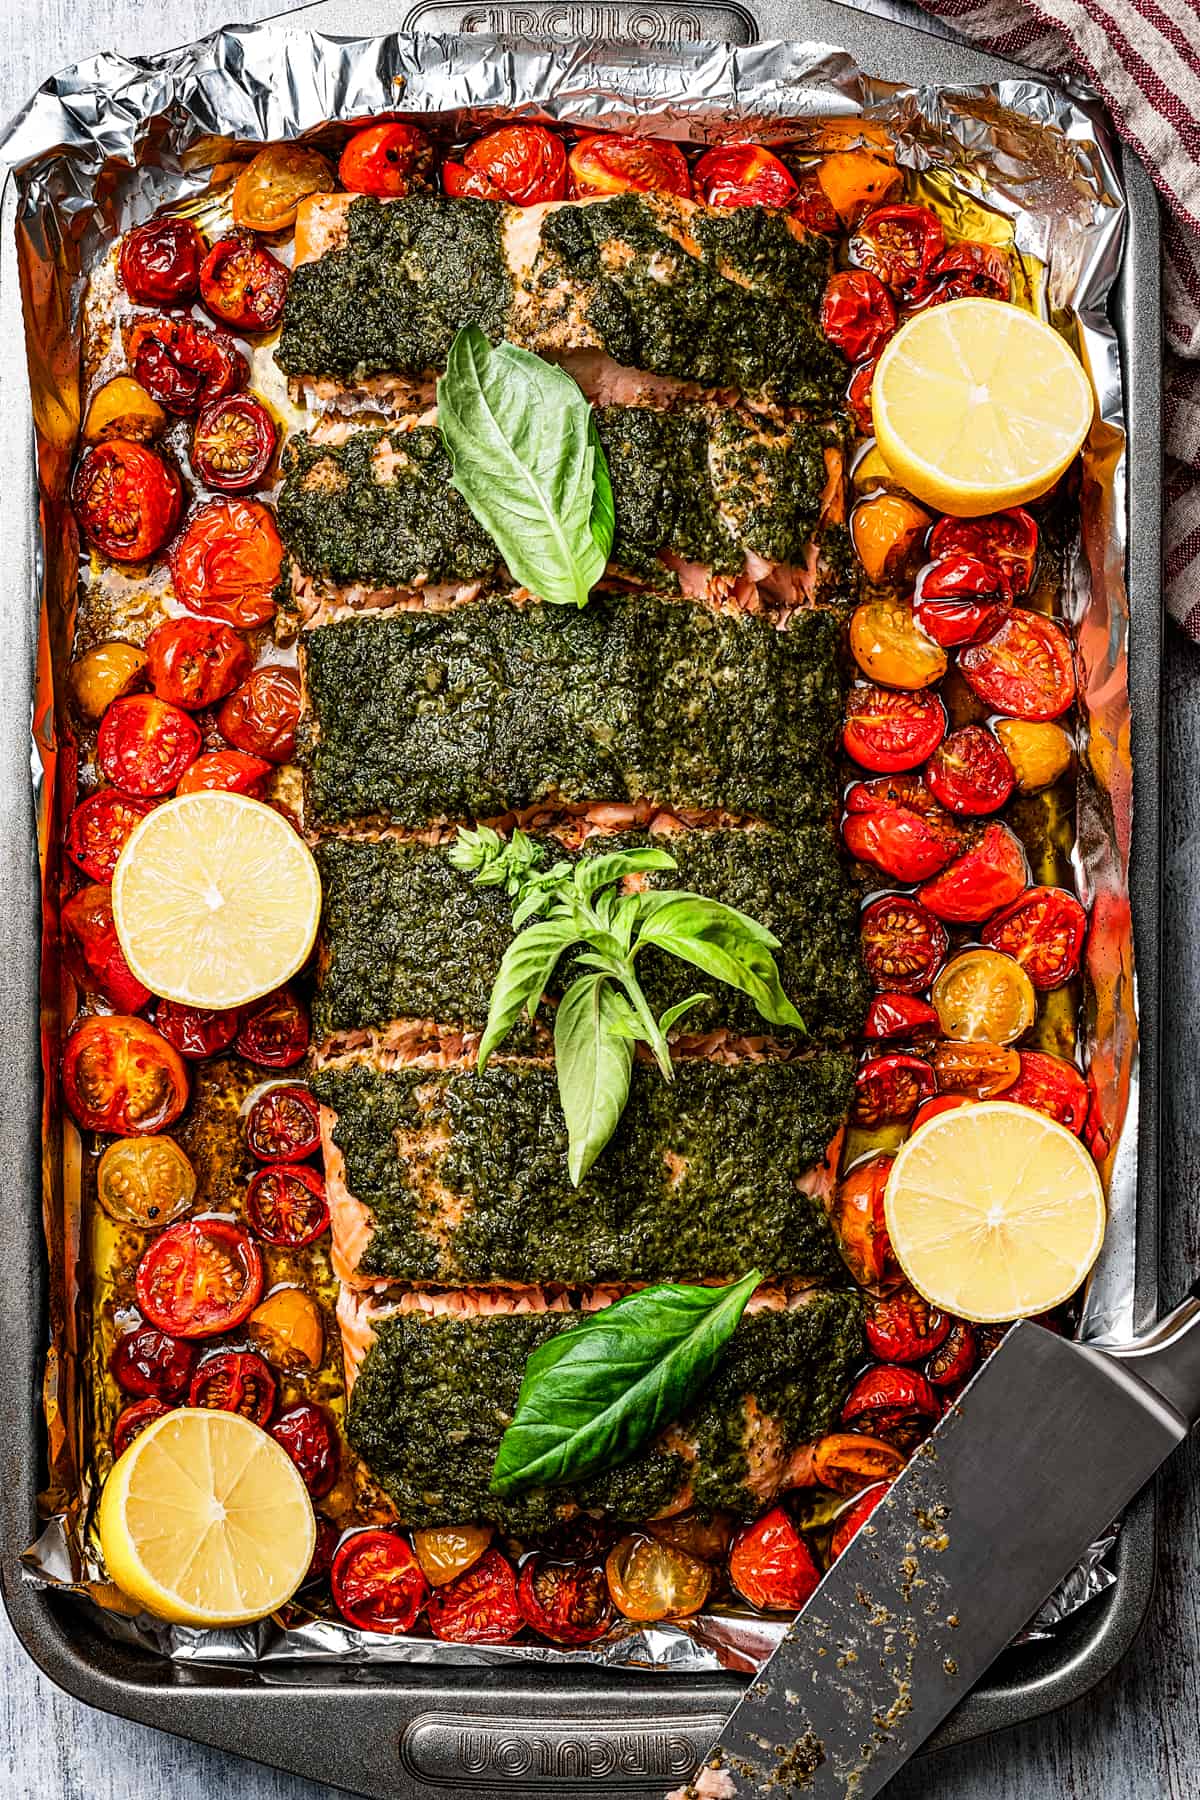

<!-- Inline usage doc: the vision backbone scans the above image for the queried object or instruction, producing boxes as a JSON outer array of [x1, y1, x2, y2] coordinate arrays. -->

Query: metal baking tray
[[0, 0, 1163, 1791]]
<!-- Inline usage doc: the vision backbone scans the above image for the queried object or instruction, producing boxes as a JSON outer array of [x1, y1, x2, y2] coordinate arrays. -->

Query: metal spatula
[[684, 1294, 1200, 1798]]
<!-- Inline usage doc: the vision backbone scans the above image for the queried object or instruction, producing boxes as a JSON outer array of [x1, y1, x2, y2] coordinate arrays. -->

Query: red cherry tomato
[[271, 1402, 340, 1498], [866, 1288, 950, 1363], [860, 894, 948, 993], [693, 144, 798, 209], [246, 1085, 322, 1162], [840, 1364, 940, 1442], [442, 125, 567, 204], [911, 1093, 971, 1129], [303, 1517, 341, 1589], [246, 1164, 329, 1247], [924, 725, 1016, 816], [981, 886, 1088, 989], [217, 666, 301, 763], [111, 1323, 197, 1400], [850, 203, 945, 299], [829, 1153, 897, 1286], [331, 1529, 428, 1633], [843, 779, 963, 883], [235, 986, 309, 1068], [119, 218, 204, 307], [62, 883, 151, 1013], [339, 122, 433, 197], [136, 1217, 263, 1339], [188, 1348, 277, 1425], [728, 1507, 820, 1611], [145, 617, 251, 711], [73, 441, 183, 563], [830, 1481, 890, 1558], [65, 790, 155, 882], [917, 822, 1027, 923], [853, 1053, 935, 1126], [926, 240, 1011, 303], [516, 1553, 612, 1645], [820, 270, 896, 362], [928, 509, 1037, 593], [199, 235, 289, 332], [846, 360, 877, 436], [154, 1000, 240, 1060], [863, 992, 940, 1039], [427, 1548, 522, 1643], [791, 168, 840, 235], [1004, 1049, 1090, 1135], [112, 1397, 173, 1458], [128, 317, 246, 416], [843, 684, 945, 773], [170, 498, 283, 629], [192, 394, 277, 494], [176, 751, 273, 796], [912, 555, 1009, 647], [63, 1016, 189, 1135], [97, 695, 201, 797], [568, 134, 691, 198], [926, 1319, 978, 1387]]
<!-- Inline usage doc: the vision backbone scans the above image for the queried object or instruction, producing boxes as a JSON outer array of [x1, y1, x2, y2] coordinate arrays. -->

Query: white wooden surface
[[3, 5, 1199, 1793]]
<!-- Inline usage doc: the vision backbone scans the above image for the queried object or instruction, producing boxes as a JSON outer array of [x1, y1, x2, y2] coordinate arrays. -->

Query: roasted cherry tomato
[[199, 235, 289, 332], [728, 1507, 820, 1611], [111, 1324, 196, 1400], [412, 1524, 493, 1588], [850, 494, 930, 585], [812, 1433, 906, 1494], [926, 240, 1012, 303], [843, 684, 945, 773], [849, 597, 947, 690], [981, 886, 1088, 989], [693, 143, 798, 209], [73, 441, 183, 563], [128, 317, 246, 417], [97, 1134, 195, 1228], [236, 986, 309, 1068], [995, 719, 1073, 793], [568, 133, 690, 198], [339, 121, 432, 196], [427, 1548, 521, 1643], [232, 144, 335, 233], [912, 1093, 972, 1128], [217, 665, 301, 762], [860, 894, 948, 993], [516, 1552, 612, 1645], [303, 1517, 341, 1589], [846, 360, 877, 436], [154, 1000, 240, 1059], [248, 1287, 324, 1372], [188, 1348, 276, 1425], [912, 556, 1009, 648], [924, 725, 1015, 817], [442, 125, 567, 204], [331, 1529, 428, 1634], [850, 203, 945, 299], [866, 1288, 950, 1363], [176, 750, 273, 796], [829, 1154, 896, 1286], [119, 217, 204, 307], [170, 498, 283, 629], [830, 1481, 890, 1558], [70, 640, 149, 721], [853, 1052, 935, 1126], [112, 1397, 173, 1458], [65, 790, 155, 882], [246, 1084, 321, 1162], [918, 822, 1027, 923], [246, 1164, 329, 1247], [61, 882, 151, 1013], [791, 167, 841, 234], [145, 617, 251, 711], [840, 1364, 940, 1444], [843, 781, 962, 884], [960, 611, 1075, 720], [97, 695, 201, 796], [647, 1512, 734, 1564], [136, 1217, 263, 1340], [926, 1319, 978, 1388], [605, 1534, 711, 1621], [83, 377, 166, 447], [192, 393, 277, 493], [1005, 1049, 1090, 1135], [863, 992, 940, 1039], [928, 508, 1037, 593], [930, 1038, 1020, 1098], [271, 1401, 339, 1498], [820, 270, 896, 363], [932, 947, 1036, 1044], [63, 1015, 189, 1135]]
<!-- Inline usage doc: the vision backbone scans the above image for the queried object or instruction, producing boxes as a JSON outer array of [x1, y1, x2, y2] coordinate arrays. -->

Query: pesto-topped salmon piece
[[297, 595, 843, 830], [344, 1286, 865, 1532], [312, 1054, 853, 1289]]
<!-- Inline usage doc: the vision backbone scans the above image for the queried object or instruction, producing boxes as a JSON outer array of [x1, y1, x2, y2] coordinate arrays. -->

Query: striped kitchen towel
[[914, 0, 1200, 634]]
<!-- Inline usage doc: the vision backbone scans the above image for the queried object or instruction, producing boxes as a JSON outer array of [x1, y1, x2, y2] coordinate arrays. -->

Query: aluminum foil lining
[[2, 25, 1134, 1674]]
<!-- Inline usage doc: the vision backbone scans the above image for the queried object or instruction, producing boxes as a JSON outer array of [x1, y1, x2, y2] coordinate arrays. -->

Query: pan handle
[[1104, 1287, 1200, 1427]]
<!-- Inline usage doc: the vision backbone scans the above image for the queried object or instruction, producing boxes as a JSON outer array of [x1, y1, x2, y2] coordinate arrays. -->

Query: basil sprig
[[437, 325, 614, 609], [451, 827, 803, 1182], [490, 1269, 762, 1497]]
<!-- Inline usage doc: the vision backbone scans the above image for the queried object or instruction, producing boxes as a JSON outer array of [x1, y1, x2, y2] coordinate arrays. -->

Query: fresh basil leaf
[[437, 326, 613, 609], [635, 895, 804, 1031], [554, 974, 635, 1186], [631, 887, 781, 948], [658, 992, 711, 1033], [477, 916, 580, 1069], [575, 847, 678, 900], [490, 1269, 763, 1496]]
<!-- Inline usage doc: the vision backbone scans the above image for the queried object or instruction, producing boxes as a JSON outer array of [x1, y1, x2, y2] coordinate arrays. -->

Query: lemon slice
[[883, 1100, 1105, 1321], [112, 792, 320, 1009], [872, 299, 1094, 516], [98, 1408, 315, 1626]]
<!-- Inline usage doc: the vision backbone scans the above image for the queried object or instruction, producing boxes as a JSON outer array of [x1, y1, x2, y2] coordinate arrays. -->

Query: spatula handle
[[1105, 1286, 1200, 1426]]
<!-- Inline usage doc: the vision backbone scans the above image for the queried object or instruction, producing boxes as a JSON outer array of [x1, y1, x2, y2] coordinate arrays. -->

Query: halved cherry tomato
[[331, 1529, 428, 1633], [232, 144, 336, 233], [820, 270, 896, 362], [517, 1553, 612, 1644], [791, 168, 840, 234], [192, 394, 277, 493], [829, 1154, 896, 1285], [339, 122, 433, 197], [119, 218, 204, 307], [111, 1323, 196, 1399], [843, 684, 945, 773], [728, 1507, 820, 1611], [932, 947, 1036, 1044], [270, 1401, 339, 1498], [926, 1319, 978, 1388], [850, 494, 931, 585], [912, 1093, 971, 1128], [1005, 1049, 1090, 1135], [830, 1480, 890, 1558], [912, 556, 1009, 648], [853, 1052, 935, 1126], [924, 725, 1015, 816], [930, 1039, 1020, 1098], [65, 790, 155, 882], [73, 441, 183, 563], [866, 1288, 950, 1363], [248, 1287, 324, 1372], [97, 1135, 195, 1228], [70, 640, 149, 720], [568, 134, 690, 198], [918, 822, 1027, 923], [844, 781, 962, 883], [863, 993, 940, 1039], [145, 617, 251, 711], [860, 894, 948, 993], [926, 240, 1011, 303], [427, 1548, 521, 1643], [849, 598, 946, 689], [412, 1525, 493, 1588], [605, 1534, 711, 1621], [646, 1512, 734, 1563], [812, 1433, 906, 1494], [840, 1364, 940, 1444], [128, 317, 246, 417], [112, 1397, 173, 1458], [850, 203, 945, 299], [155, 1000, 240, 1059], [981, 886, 1087, 989], [846, 360, 877, 436], [217, 666, 301, 763], [63, 1016, 189, 1135], [62, 882, 151, 1013], [170, 498, 283, 629], [236, 986, 309, 1068], [246, 1084, 322, 1162], [176, 751, 273, 795], [694, 144, 798, 209], [136, 1217, 263, 1339], [928, 508, 1037, 593], [443, 125, 567, 204], [246, 1164, 329, 1247], [97, 695, 201, 796], [189, 1348, 277, 1425], [199, 235, 288, 332], [960, 610, 1076, 722], [995, 719, 1073, 793]]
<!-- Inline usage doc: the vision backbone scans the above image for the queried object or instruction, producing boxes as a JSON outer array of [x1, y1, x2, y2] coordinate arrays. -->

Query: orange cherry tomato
[[931, 947, 1037, 1044], [729, 1507, 820, 1610], [693, 144, 798, 209], [73, 441, 183, 563], [930, 1039, 1020, 1098], [170, 498, 283, 629], [412, 1525, 493, 1588], [232, 144, 335, 233], [605, 1534, 711, 1621], [135, 1216, 263, 1339], [568, 134, 691, 198], [97, 695, 201, 796], [850, 493, 931, 585], [829, 1153, 897, 1285], [332, 1529, 429, 1634], [62, 1015, 189, 1135], [339, 122, 433, 197], [442, 125, 566, 204], [850, 598, 947, 689], [812, 1433, 907, 1494], [175, 751, 272, 796]]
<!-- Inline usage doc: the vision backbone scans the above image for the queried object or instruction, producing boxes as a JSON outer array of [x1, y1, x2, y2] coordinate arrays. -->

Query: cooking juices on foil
[[6, 27, 1133, 1672]]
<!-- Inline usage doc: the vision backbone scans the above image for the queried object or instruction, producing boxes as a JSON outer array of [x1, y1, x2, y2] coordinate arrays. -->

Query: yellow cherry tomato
[[70, 641, 148, 722], [605, 1534, 711, 1621], [96, 1135, 195, 1228], [412, 1524, 493, 1588], [932, 948, 1037, 1045], [994, 719, 1074, 793], [850, 598, 947, 690], [83, 376, 166, 444], [851, 494, 931, 585], [247, 1286, 324, 1370], [233, 144, 335, 233]]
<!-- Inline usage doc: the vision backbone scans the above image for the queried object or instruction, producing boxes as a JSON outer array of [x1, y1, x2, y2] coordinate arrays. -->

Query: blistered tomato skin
[[154, 1000, 241, 1059], [199, 235, 289, 332], [128, 317, 246, 417], [145, 617, 252, 711], [728, 1508, 820, 1611], [924, 726, 1016, 816], [236, 987, 310, 1068], [443, 125, 567, 204], [829, 1154, 896, 1286], [110, 1323, 197, 1400], [170, 498, 283, 629], [843, 787, 962, 884], [61, 883, 151, 1013], [331, 1530, 429, 1634], [176, 751, 273, 795], [839, 1364, 940, 1442], [62, 1016, 189, 1135], [119, 218, 204, 307], [271, 1402, 340, 1498], [917, 823, 1027, 924], [928, 508, 1037, 592], [217, 666, 302, 763], [112, 1397, 173, 1458], [981, 886, 1088, 989], [925, 240, 1011, 303], [843, 684, 945, 773], [339, 122, 433, 197], [863, 993, 939, 1039], [1005, 1049, 1091, 1134], [820, 270, 897, 363], [693, 144, 798, 209], [568, 134, 691, 198], [849, 203, 944, 299], [830, 1481, 890, 1558]]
